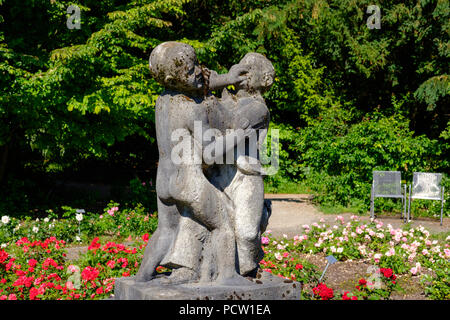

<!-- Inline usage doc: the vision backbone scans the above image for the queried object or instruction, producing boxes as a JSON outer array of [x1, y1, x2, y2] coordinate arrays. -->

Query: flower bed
[[259, 215, 449, 299], [0, 202, 158, 246], [1, 208, 449, 300], [0, 234, 152, 300]]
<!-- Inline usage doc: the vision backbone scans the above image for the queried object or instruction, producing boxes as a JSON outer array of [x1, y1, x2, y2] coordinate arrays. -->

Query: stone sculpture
[[114, 42, 301, 299]]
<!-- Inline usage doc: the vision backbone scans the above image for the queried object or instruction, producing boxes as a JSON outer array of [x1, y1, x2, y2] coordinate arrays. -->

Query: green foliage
[[292, 107, 447, 213], [415, 75, 450, 111], [125, 177, 157, 209], [0, 0, 448, 217], [422, 264, 450, 300], [0, 0, 190, 179]]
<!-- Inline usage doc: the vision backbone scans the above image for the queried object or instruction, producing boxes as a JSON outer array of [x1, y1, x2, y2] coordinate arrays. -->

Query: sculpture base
[[113, 271, 301, 300]]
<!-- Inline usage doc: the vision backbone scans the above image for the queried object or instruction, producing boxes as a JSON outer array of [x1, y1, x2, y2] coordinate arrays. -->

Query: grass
[[317, 204, 365, 215], [430, 231, 450, 242]]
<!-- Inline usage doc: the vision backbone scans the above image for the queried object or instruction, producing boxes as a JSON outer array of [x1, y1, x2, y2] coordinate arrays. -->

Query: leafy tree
[[0, 0, 448, 214]]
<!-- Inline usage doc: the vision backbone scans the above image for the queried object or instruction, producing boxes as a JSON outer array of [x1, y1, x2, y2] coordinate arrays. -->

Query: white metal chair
[[407, 172, 445, 226], [370, 171, 407, 220]]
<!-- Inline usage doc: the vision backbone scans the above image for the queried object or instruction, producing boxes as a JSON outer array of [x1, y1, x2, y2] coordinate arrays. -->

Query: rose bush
[[260, 216, 449, 300], [312, 283, 334, 300], [0, 235, 151, 300], [290, 216, 449, 276], [259, 233, 322, 284], [346, 268, 401, 300]]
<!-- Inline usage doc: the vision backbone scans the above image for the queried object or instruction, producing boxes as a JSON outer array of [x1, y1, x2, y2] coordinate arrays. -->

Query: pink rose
[[66, 281, 74, 290]]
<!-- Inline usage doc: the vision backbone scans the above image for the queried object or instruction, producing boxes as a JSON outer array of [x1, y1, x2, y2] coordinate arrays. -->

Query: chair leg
[[403, 184, 408, 219], [401, 194, 404, 220], [402, 195, 405, 221], [370, 185, 374, 219], [407, 185, 411, 223], [441, 186, 445, 226], [403, 184, 407, 221]]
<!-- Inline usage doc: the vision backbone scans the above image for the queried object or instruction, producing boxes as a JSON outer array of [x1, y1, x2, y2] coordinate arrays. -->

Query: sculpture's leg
[[157, 213, 208, 284], [170, 165, 250, 285], [233, 175, 264, 276], [134, 197, 179, 282]]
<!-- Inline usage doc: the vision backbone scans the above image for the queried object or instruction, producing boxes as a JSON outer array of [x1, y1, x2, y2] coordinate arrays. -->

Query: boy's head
[[149, 41, 203, 92], [233, 53, 275, 93]]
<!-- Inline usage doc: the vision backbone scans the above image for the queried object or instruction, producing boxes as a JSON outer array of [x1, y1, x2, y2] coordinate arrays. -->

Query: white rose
[[1, 216, 10, 224], [75, 213, 83, 222], [32, 226, 39, 233]]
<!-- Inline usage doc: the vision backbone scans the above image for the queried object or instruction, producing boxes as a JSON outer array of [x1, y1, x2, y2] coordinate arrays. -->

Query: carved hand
[[228, 65, 249, 86]]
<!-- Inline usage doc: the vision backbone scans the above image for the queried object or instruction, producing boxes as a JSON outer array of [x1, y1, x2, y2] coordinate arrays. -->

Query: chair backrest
[[411, 172, 442, 200], [373, 171, 402, 197]]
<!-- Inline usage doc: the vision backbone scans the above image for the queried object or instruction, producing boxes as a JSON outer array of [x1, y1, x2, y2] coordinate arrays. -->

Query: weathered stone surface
[[132, 42, 276, 286], [114, 271, 301, 300], [115, 42, 280, 300]]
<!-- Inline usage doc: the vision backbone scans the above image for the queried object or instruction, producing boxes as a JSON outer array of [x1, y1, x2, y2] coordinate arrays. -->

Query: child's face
[[168, 52, 204, 93], [182, 57, 204, 91]]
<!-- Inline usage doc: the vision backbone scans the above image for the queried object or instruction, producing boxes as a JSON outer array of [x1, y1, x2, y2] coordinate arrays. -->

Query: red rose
[[313, 283, 334, 300], [28, 259, 38, 268], [0, 250, 9, 264], [295, 264, 303, 270], [106, 260, 116, 269], [88, 237, 101, 251], [29, 287, 40, 300], [81, 266, 100, 281], [8, 294, 17, 300], [359, 278, 367, 286], [379, 268, 393, 278]]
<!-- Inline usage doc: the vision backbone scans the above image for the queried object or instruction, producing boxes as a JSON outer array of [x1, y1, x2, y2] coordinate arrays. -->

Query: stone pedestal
[[113, 271, 301, 300]]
